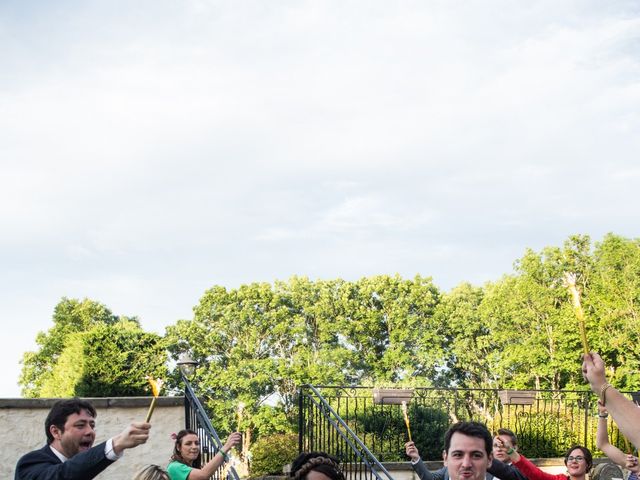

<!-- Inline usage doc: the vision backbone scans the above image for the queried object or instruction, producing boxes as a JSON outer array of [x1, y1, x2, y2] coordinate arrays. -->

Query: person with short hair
[[15, 397, 151, 480], [289, 452, 345, 480], [166, 429, 241, 480], [443, 421, 493, 480], [492, 429, 518, 464], [488, 429, 527, 480], [407, 425, 527, 480], [134, 464, 170, 480]]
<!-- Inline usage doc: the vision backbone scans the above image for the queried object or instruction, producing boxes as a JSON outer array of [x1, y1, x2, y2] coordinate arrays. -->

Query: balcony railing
[[299, 385, 635, 461]]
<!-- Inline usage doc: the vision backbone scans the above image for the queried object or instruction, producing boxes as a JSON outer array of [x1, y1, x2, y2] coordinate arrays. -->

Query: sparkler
[[145, 376, 164, 423], [563, 272, 589, 355], [401, 401, 412, 442]]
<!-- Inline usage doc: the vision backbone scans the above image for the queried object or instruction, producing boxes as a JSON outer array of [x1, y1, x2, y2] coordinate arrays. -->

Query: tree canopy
[[19, 233, 640, 460], [20, 298, 167, 398]]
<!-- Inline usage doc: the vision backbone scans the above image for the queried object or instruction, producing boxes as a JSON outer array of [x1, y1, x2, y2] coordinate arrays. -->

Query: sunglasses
[[567, 456, 585, 462]]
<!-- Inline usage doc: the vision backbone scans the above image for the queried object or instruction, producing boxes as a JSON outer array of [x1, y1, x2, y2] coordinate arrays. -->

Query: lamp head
[[177, 353, 198, 379]]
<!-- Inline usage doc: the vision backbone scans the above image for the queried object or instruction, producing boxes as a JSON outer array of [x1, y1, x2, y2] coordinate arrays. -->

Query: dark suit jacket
[[488, 459, 529, 480], [15, 442, 114, 480]]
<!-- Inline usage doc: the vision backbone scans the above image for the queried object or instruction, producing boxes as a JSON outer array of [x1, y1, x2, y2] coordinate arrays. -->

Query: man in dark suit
[[406, 427, 527, 480], [15, 398, 151, 480]]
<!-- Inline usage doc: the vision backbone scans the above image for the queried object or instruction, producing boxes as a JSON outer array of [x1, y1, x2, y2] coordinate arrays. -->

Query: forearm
[[513, 454, 563, 480], [596, 417, 627, 466], [596, 416, 611, 451], [601, 388, 640, 449], [191, 451, 229, 480], [411, 460, 441, 480]]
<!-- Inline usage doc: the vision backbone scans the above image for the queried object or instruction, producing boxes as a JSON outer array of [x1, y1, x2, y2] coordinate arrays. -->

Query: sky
[[1, 0, 639, 398]]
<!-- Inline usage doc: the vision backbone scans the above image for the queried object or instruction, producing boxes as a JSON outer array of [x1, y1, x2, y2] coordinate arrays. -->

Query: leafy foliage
[[249, 433, 298, 477], [20, 299, 166, 397]]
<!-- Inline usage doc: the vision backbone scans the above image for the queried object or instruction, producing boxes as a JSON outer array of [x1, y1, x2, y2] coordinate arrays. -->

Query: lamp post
[[177, 353, 198, 380]]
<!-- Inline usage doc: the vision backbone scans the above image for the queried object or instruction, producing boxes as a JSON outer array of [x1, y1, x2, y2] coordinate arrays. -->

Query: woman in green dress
[[167, 429, 241, 480]]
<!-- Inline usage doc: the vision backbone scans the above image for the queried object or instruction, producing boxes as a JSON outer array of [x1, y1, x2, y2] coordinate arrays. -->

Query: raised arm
[[596, 402, 628, 467], [185, 432, 241, 480], [405, 442, 447, 480], [509, 453, 562, 480], [583, 353, 640, 449]]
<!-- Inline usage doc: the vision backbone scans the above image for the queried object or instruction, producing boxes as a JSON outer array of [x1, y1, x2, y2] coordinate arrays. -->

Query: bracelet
[[507, 447, 515, 455], [600, 383, 613, 406], [217, 450, 229, 461], [598, 413, 609, 418]]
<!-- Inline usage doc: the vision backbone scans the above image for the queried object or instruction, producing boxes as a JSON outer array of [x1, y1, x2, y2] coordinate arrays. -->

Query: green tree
[[480, 235, 594, 390], [165, 282, 296, 466], [19, 297, 122, 397], [433, 282, 499, 389], [335, 274, 441, 384], [589, 233, 640, 390], [39, 319, 168, 397]]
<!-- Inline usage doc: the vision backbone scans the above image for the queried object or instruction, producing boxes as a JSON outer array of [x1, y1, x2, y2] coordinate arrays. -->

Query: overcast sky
[[1, 0, 639, 398]]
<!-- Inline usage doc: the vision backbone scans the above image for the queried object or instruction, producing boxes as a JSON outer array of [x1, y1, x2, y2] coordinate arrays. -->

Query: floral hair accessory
[[170, 432, 177, 440]]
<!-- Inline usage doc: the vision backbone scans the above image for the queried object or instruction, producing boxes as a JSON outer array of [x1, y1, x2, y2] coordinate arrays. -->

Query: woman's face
[[566, 448, 588, 477], [179, 434, 200, 464], [306, 471, 333, 480]]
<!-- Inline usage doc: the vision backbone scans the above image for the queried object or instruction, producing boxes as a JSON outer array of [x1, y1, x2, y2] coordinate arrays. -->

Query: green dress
[[167, 460, 193, 480]]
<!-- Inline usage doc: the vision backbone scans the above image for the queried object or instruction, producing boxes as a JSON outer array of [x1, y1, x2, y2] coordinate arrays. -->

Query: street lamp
[[177, 353, 198, 379]]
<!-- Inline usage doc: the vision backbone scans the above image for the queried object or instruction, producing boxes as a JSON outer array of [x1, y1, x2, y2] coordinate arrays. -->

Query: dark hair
[[496, 428, 518, 447], [444, 421, 493, 457], [45, 398, 97, 445], [171, 429, 202, 468], [290, 452, 345, 480], [564, 445, 593, 470], [133, 464, 170, 480]]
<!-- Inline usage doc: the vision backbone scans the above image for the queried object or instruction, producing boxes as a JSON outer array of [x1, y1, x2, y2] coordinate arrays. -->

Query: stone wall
[[1, 397, 184, 480]]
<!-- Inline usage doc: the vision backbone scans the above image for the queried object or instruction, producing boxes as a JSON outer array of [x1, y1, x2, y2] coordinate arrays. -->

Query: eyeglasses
[[567, 456, 585, 462]]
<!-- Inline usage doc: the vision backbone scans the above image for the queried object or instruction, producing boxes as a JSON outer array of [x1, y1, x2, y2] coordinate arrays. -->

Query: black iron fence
[[299, 385, 636, 462], [183, 378, 241, 480], [298, 384, 395, 480]]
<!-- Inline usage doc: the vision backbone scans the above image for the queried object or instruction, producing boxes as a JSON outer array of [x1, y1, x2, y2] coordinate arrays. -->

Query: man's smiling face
[[49, 408, 96, 458], [444, 432, 492, 480]]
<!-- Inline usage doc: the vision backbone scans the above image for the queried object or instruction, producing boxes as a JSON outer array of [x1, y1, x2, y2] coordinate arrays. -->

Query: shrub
[[250, 433, 298, 477]]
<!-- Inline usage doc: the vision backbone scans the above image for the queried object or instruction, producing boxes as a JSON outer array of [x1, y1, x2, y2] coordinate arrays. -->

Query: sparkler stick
[[236, 401, 245, 457], [145, 376, 164, 423], [401, 401, 412, 442], [623, 436, 632, 455], [237, 402, 245, 431], [563, 272, 589, 355]]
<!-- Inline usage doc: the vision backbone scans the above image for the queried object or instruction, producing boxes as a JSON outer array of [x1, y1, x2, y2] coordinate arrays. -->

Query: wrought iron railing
[[183, 378, 240, 480], [299, 386, 637, 462], [299, 384, 395, 480]]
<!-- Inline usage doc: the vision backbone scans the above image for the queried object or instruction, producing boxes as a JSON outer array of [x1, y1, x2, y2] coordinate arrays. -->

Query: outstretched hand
[[625, 455, 640, 473], [223, 432, 242, 453], [112, 422, 151, 455], [405, 441, 420, 461]]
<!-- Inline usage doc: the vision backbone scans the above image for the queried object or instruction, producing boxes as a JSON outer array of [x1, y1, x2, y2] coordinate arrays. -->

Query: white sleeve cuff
[[105, 438, 124, 461]]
